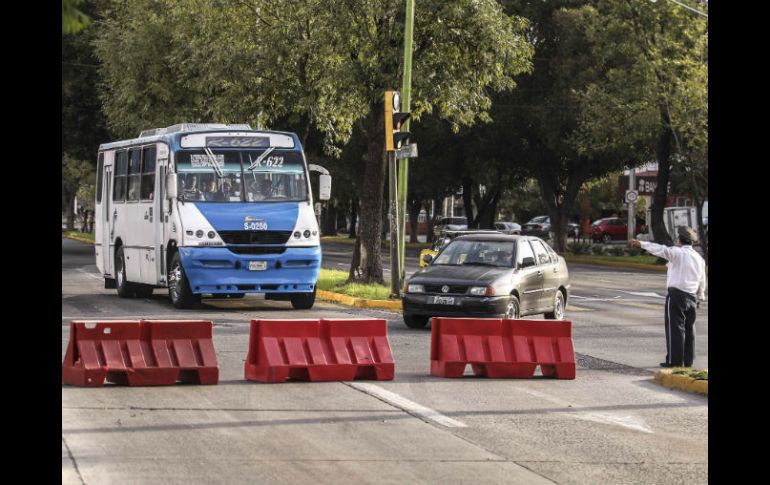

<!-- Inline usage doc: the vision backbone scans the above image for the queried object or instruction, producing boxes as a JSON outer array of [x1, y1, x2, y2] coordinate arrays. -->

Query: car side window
[[531, 240, 552, 265], [517, 240, 535, 266]]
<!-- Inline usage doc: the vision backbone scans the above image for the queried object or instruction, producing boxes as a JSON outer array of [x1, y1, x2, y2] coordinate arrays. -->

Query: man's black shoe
[[660, 362, 683, 368]]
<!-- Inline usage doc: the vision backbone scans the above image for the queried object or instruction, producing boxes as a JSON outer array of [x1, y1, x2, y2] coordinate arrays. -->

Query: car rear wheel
[[545, 291, 565, 320], [504, 295, 520, 319], [403, 314, 430, 329]]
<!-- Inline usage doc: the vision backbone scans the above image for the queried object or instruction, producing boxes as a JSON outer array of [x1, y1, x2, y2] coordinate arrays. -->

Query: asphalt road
[[62, 238, 708, 485]]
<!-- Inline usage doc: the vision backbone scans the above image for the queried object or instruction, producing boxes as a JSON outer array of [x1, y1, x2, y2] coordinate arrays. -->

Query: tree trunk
[[408, 199, 421, 243], [63, 190, 76, 231], [322, 202, 337, 235], [349, 107, 386, 284], [537, 168, 585, 254], [348, 198, 358, 239], [651, 109, 674, 246]]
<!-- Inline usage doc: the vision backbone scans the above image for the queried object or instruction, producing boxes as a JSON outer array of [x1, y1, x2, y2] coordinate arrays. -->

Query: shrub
[[567, 242, 592, 255], [590, 244, 606, 255], [607, 246, 627, 256]]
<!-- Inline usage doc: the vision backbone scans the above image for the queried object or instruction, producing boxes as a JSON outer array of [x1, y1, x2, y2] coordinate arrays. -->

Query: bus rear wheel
[[290, 288, 316, 310], [167, 252, 200, 309]]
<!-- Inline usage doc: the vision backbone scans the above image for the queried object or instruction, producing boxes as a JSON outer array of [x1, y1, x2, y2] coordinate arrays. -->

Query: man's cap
[[677, 226, 698, 243]]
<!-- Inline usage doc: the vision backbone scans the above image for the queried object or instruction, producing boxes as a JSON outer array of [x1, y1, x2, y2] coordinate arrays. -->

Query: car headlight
[[470, 286, 495, 296], [407, 284, 425, 293]]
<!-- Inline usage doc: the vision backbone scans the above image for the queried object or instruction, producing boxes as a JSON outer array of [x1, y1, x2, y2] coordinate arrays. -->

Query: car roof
[[453, 233, 529, 242], [440, 229, 500, 236]]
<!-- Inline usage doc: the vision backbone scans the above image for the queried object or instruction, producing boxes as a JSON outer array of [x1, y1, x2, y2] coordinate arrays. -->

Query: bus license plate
[[432, 296, 455, 305], [249, 261, 267, 271]]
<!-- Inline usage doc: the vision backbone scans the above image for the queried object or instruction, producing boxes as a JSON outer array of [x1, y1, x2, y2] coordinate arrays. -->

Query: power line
[[651, 0, 708, 18]]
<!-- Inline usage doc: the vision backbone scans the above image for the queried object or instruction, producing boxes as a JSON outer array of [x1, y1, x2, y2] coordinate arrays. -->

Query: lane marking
[[75, 268, 103, 281], [565, 305, 591, 312], [516, 387, 653, 434], [348, 382, 467, 428], [570, 295, 623, 301], [617, 290, 666, 299], [617, 301, 662, 309]]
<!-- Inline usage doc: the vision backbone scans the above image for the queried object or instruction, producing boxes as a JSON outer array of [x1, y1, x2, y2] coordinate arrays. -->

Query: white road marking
[[349, 382, 467, 428], [75, 268, 103, 281], [516, 387, 653, 434], [570, 295, 623, 301], [617, 290, 666, 299]]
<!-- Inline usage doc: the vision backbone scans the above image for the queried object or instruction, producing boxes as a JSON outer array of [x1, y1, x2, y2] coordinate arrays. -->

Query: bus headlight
[[294, 231, 301, 239], [195, 230, 204, 238], [303, 230, 311, 238], [207, 231, 216, 239]]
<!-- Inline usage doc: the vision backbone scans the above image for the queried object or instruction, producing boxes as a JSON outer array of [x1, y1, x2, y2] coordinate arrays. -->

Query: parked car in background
[[403, 234, 570, 329], [567, 222, 579, 238], [433, 216, 468, 236], [494, 221, 521, 235], [420, 229, 502, 267], [591, 217, 645, 243], [521, 216, 551, 238]]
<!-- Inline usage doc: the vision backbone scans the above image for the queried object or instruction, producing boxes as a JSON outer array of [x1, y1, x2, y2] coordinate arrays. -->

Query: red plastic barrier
[[62, 320, 219, 387], [430, 317, 576, 379], [245, 318, 395, 383]]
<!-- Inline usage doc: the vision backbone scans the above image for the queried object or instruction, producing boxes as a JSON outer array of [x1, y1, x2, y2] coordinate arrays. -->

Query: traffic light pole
[[388, 150, 401, 298], [396, 0, 415, 290]]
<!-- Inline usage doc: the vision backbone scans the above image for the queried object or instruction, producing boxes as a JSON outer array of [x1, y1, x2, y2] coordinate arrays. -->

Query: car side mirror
[[519, 256, 535, 268], [422, 254, 434, 264], [166, 173, 178, 199]]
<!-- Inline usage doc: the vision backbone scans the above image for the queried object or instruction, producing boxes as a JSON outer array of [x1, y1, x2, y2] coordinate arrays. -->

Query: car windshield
[[176, 149, 308, 202], [434, 240, 515, 267], [529, 216, 549, 223]]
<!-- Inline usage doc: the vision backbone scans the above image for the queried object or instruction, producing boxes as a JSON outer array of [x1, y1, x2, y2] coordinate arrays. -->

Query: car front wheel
[[504, 295, 520, 319], [403, 314, 430, 329], [601, 233, 612, 244]]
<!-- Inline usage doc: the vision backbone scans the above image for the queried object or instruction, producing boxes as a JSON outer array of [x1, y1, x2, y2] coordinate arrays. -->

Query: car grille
[[227, 246, 287, 255], [218, 230, 292, 245], [424, 285, 468, 294]]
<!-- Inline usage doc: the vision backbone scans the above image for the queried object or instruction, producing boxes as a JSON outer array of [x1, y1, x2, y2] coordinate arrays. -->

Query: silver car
[[402, 234, 570, 329]]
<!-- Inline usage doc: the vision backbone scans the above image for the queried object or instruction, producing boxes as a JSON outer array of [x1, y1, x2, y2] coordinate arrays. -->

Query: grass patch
[[672, 368, 708, 380], [63, 231, 95, 243], [317, 268, 394, 300]]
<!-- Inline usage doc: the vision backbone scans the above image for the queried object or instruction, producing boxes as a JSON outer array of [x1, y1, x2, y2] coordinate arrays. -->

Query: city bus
[[93, 123, 330, 309]]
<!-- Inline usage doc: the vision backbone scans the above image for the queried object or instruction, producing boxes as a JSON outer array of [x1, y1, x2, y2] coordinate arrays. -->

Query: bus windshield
[[175, 149, 308, 202]]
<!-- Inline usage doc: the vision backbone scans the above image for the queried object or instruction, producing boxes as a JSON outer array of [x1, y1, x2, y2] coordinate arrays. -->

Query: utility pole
[[396, 0, 415, 291], [389, 150, 400, 297]]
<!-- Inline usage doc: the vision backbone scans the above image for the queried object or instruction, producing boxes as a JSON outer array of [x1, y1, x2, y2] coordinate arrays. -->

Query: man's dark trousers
[[664, 287, 697, 366]]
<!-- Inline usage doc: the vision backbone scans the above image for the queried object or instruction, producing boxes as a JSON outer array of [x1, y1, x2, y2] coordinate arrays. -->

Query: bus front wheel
[[290, 288, 316, 310], [168, 252, 200, 309], [115, 246, 135, 298]]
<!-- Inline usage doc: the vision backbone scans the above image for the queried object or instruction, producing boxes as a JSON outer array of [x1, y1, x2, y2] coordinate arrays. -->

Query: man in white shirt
[[630, 226, 707, 368]]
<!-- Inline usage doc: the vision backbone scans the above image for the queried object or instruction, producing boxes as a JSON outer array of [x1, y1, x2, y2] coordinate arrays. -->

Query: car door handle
[[536, 270, 543, 277]]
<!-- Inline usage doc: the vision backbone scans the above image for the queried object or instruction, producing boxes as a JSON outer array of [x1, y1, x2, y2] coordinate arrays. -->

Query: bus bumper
[[178, 246, 321, 295]]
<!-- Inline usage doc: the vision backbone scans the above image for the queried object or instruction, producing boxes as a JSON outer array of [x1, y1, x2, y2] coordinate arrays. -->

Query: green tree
[[62, 155, 96, 230], [63, 0, 91, 34], [575, 0, 708, 247]]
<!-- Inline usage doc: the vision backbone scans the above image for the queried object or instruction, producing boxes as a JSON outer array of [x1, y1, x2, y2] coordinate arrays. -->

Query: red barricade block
[[430, 317, 576, 379], [62, 320, 219, 387], [245, 318, 395, 383]]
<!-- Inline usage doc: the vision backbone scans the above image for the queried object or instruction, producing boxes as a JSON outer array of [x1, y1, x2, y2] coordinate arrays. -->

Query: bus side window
[[113, 151, 128, 202], [96, 153, 104, 204], [141, 146, 156, 200], [128, 149, 141, 201]]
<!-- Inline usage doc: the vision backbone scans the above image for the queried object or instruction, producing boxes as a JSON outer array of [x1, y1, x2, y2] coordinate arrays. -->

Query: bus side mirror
[[166, 173, 178, 199], [319, 174, 331, 201]]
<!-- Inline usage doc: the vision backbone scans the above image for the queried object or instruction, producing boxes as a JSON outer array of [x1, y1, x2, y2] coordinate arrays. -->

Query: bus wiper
[[247, 146, 276, 171], [203, 147, 224, 178]]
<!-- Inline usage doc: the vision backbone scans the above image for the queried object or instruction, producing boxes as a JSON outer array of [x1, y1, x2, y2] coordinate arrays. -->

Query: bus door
[[136, 145, 158, 285], [155, 144, 169, 286], [101, 159, 114, 275]]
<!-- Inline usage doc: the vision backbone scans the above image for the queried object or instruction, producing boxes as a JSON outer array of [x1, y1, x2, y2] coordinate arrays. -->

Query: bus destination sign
[[206, 136, 270, 148]]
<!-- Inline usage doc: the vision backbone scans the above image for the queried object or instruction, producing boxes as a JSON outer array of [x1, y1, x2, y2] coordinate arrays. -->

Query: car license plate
[[432, 296, 455, 305], [248, 261, 267, 271]]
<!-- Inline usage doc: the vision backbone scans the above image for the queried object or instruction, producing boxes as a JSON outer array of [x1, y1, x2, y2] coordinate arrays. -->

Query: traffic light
[[384, 90, 411, 152]]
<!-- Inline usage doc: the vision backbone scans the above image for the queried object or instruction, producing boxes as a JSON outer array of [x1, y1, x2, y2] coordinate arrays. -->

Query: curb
[[653, 369, 708, 396], [63, 235, 96, 245], [564, 255, 666, 272], [316, 289, 402, 311]]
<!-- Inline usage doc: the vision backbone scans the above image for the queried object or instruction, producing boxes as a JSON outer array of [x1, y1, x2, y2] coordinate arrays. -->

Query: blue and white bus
[[94, 123, 330, 309]]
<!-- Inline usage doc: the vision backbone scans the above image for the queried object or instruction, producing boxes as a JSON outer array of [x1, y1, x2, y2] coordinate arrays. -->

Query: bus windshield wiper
[[203, 147, 224, 178], [247, 146, 276, 171]]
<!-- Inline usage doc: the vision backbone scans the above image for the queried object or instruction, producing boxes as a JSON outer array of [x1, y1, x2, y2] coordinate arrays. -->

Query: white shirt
[[640, 242, 707, 300]]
